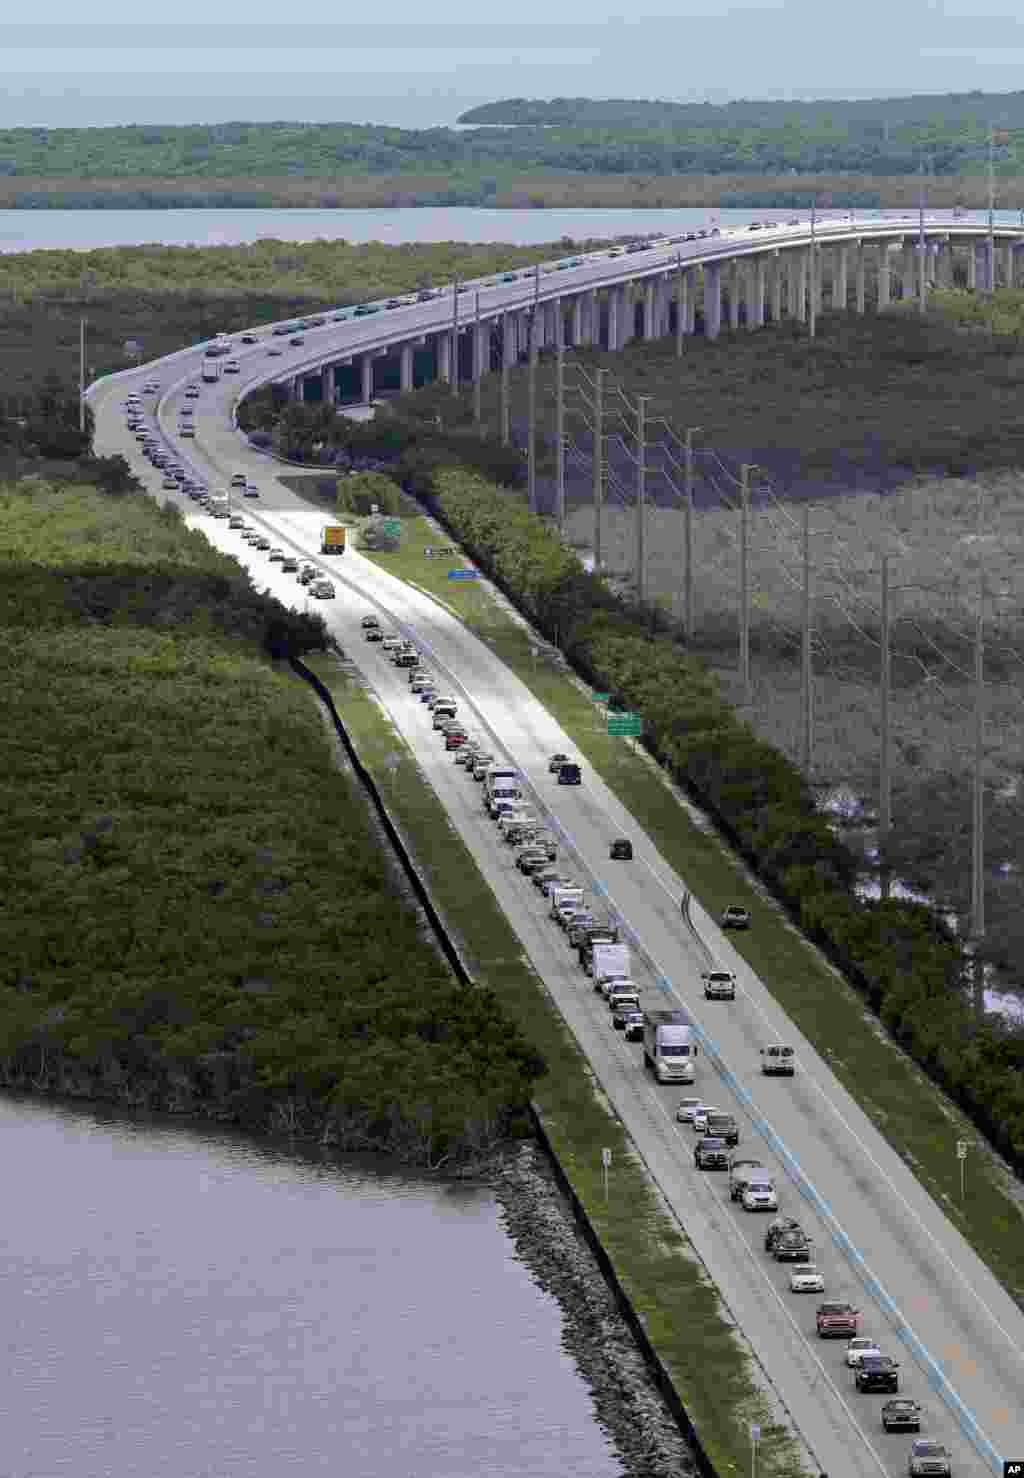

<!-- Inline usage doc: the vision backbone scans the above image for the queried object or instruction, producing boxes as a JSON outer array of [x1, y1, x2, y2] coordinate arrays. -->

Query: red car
[[445, 732, 468, 750]]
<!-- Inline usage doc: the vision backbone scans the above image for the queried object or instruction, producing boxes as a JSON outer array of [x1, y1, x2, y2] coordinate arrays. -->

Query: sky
[[2, 7, 1023, 130]]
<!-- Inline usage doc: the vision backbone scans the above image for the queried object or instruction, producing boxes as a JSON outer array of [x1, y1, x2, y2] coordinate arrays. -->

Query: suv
[[704, 1112, 739, 1147], [310, 580, 335, 599], [729, 1160, 766, 1201], [773, 1230, 812, 1263], [855, 1356, 900, 1394], [881, 1400, 921, 1433], [760, 1046, 796, 1076], [816, 1303, 860, 1338], [764, 1217, 802, 1254], [557, 762, 582, 785], [694, 1137, 729, 1170], [908, 1443, 951, 1477], [702, 969, 736, 1000], [721, 904, 751, 929]]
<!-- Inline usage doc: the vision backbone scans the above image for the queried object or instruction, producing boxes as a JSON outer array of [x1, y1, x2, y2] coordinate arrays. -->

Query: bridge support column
[[899, 243, 913, 299], [641, 280, 655, 339], [677, 269, 692, 335], [794, 251, 807, 323], [472, 321, 487, 382], [769, 254, 782, 321], [622, 285, 636, 347], [1003, 243, 1014, 288], [292, 375, 306, 402], [360, 355, 374, 404], [727, 262, 741, 330], [321, 364, 336, 405], [607, 285, 623, 350], [654, 275, 669, 336], [501, 312, 516, 367], [399, 343, 414, 393], [437, 333, 451, 384], [833, 244, 848, 311], [967, 244, 978, 290], [585, 289, 599, 346], [877, 243, 891, 310], [752, 256, 766, 327], [569, 295, 583, 346], [855, 241, 866, 313], [703, 261, 722, 340]]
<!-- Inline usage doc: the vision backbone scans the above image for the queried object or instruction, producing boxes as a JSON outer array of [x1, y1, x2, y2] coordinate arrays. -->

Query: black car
[[764, 1217, 802, 1254], [289, 335, 305, 346], [365, 628, 384, 642], [517, 852, 549, 876], [557, 763, 582, 785], [622, 1011, 645, 1043], [694, 1137, 729, 1170], [395, 652, 419, 669], [881, 1399, 921, 1432], [613, 1004, 643, 1032], [610, 838, 633, 861], [773, 1231, 812, 1263], [855, 1357, 900, 1394], [548, 752, 571, 774]]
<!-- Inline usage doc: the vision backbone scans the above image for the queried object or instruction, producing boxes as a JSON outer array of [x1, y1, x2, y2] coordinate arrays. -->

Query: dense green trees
[[2, 92, 1023, 189]]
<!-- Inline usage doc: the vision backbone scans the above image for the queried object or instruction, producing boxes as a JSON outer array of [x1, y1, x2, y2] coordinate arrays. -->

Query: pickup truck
[[702, 969, 736, 1000], [816, 1303, 860, 1338]]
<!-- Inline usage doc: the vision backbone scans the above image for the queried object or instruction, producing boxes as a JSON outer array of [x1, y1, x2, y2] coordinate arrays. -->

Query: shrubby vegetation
[[418, 467, 1024, 1170], [0, 479, 543, 1163], [3, 93, 1024, 183]]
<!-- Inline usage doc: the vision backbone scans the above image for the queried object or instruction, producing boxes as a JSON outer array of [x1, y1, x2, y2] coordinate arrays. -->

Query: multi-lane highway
[[88, 249, 1024, 1478]]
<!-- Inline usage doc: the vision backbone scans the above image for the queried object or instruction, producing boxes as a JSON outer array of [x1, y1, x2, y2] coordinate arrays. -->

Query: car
[[227, 514, 245, 530], [612, 1002, 643, 1031], [609, 838, 633, 861], [253, 537, 271, 551], [240, 333, 258, 344], [179, 407, 194, 418], [536, 873, 573, 897], [566, 915, 599, 947], [230, 474, 247, 488], [241, 529, 259, 542], [517, 852, 550, 877], [760, 1045, 796, 1076], [161, 475, 179, 489], [445, 732, 468, 751], [186, 385, 200, 398], [622, 1010, 645, 1042], [353, 304, 380, 316], [297, 566, 316, 583], [557, 763, 582, 785], [361, 615, 380, 630], [395, 652, 419, 669], [846, 1337, 883, 1369], [179, 424, 195, 436], [310, 581, 335, 599], [607, 987, 640, 1014], [788, 1265, 824, 1292], [704, 1112, 739, 1146], [676, 1097, 702, 1124], [703, 969, 737, 1001], [548, 752, 571, 774], [855, 1356, 900, 1394], [223, 359, 240, 374], [385, 298, 402, 309], [289, 335, 305, 346], [881, 1400, 922, 1433], [816, 1303, 860, 1337], [764, 1216, 802, 1253], [691, 1105, 722, 1134], [721, 905, 751, 930], [281, 556, 299, 573], [242, 485, 260, 498], [307, 316, 327, 327], [695, 1137, 730, 1170], [266, 345, 284, 356], [267, 548, 285, 562], [742, 1184, 779, 1212], [907, 1443, 951, 1478]]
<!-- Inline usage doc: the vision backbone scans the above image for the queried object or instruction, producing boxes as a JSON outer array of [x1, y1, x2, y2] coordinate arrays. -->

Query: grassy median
[[304, 647, 806, 1478], [358, 508, 1024, 1309]]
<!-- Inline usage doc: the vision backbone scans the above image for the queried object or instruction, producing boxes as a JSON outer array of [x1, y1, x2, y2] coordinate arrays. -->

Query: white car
[[692, 1105, 723, 1134], [676, 1097, 702, 1124], [846, 1337, 881, 1368], [381, 635, 403, 651], [742, 1185, 780, 1213], [788, 1265, 824, 1292], [599, 975, 636, 1001]]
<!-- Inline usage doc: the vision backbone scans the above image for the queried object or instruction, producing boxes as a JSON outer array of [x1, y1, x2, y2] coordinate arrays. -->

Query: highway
[[87, 242, 1024, 1478]]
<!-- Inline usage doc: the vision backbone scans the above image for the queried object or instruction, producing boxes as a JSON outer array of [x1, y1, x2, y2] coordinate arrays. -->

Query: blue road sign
[[448, 569, 480, 580]]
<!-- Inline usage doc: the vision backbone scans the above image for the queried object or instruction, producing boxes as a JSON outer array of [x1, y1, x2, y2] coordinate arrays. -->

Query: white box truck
[[643, 1010, 698, 1083], [590, 942, 630, 986]]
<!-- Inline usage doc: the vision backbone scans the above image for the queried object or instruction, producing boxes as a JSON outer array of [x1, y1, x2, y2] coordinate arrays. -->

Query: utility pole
[[971, 490, 986, 1016], [452, 277, 460, 394], [987, 124, 996, 293], [635, 396, 649, 604], [675, 252, 685, 359], [879, 553, 892, 899], [801, 504, 813, 775], [593, 368, 605, 572], [809, 200, 817, 340], [527, 311, 538, 513], [555, 346, 566, 534], [918, 157, 927, 312], [79, 316, 87, 432], [473, 291, 482, 428], [684, 426, 700, 639], [739, 463, 755, 703]]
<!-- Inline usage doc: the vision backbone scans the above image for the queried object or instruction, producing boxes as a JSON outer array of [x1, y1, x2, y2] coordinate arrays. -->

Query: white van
[[487, 786, 521, 816], [484, 766, 518, 794]]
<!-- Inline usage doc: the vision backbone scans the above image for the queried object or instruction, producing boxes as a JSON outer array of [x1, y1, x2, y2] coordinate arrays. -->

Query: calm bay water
[[3, 203, 1019, 254], [0, 1097, 621, 1478]]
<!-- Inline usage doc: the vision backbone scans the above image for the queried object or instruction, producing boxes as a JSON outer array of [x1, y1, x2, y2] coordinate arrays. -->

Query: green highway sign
[[607, 713, 642, 737], [381, 518, 402, 536], [592, 692, 610, 704]]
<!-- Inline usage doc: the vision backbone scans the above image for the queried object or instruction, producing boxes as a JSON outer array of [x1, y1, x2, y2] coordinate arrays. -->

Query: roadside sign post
[[607, 711, 642, 737], [957, 1139, 968, 1200], [601, 1147, 612, 1203], [750, 1424, 761, 1478]]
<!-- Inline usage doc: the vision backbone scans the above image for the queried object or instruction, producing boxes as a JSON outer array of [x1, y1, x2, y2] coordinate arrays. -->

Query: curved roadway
[[87, 226, 1024, 1478]]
